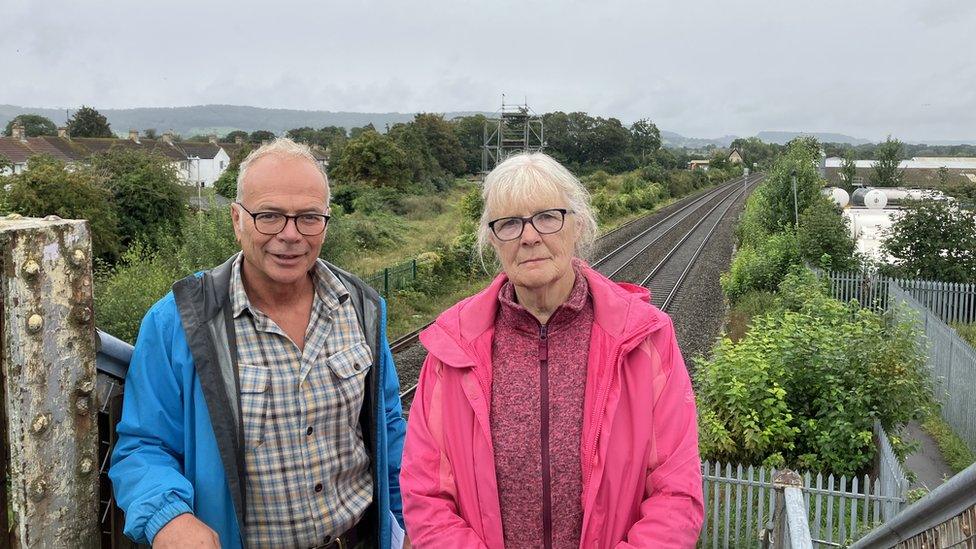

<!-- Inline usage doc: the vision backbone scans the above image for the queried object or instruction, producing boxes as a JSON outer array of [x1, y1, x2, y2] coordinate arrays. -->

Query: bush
[[698, 269, 930, 475], [882, 199, 976, 283], [459, 186, 484, 222], [397, 194, 446, 220], [94, 244, 180, 343], [721, 231, 801, 303], [797, 197, 858, 271], [5, 155, 122, 261], [91, 147, 187, 253], [94, 207, 240, 343]]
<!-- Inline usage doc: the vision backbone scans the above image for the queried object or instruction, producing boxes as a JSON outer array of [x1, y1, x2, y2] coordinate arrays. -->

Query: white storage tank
[[822, 187, 850, 208], [864, 189, 888, 209]]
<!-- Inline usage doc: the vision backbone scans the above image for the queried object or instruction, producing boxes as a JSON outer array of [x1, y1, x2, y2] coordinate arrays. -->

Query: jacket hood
[[420, 262, 669, 368]]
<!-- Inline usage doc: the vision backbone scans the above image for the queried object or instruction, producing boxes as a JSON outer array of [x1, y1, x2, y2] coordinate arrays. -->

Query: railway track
[[396, 174, 761, 403]]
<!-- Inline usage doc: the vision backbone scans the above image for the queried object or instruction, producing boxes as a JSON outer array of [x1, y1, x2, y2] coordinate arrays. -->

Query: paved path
[[903, 420, 953, 491]]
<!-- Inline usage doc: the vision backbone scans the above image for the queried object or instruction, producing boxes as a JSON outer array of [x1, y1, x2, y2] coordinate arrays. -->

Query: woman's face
[[488, 190, 578, 293]]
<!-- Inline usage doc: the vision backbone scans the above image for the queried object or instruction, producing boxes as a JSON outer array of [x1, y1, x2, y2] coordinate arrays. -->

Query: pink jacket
[[400, 264, 704, 548]]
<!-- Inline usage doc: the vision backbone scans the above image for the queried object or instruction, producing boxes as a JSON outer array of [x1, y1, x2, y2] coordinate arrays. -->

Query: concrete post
[[0, 214, 99, 546]]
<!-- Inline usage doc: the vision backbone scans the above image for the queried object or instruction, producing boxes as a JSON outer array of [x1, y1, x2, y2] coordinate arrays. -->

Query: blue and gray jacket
[[109, 253, 406, 547]]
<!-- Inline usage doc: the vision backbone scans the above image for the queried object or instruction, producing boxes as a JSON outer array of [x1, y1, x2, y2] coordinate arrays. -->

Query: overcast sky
[[2, 0, 974, 142]]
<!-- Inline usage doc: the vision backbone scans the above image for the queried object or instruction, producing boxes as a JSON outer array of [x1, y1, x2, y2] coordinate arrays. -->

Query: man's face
[[231, 154, 329, 288]]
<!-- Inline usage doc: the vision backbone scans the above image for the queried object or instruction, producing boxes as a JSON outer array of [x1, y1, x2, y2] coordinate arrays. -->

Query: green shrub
[[6, 155, 122, 261], [397, 194, 446, 220], [721, 231, 801, 303], [797, 196, 858, 271], [456, 186, 483, 222], [94, 244, 180, 343], [698, 269, 931, 476]]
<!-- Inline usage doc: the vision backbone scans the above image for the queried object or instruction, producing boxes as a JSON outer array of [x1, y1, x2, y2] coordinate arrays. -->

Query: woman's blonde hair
[[476, 152, 598, 268]]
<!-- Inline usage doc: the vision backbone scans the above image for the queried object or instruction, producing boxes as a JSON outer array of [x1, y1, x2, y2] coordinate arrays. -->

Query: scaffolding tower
[[482, 98, 545, 173]]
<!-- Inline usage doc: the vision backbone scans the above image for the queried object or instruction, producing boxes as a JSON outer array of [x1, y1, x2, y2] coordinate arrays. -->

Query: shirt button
[[306, 426, 313, 436], [314, 482, 323, 493]]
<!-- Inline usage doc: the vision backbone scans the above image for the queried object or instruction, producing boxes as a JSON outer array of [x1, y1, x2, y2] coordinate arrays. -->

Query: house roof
[[178, 142, 222, 159], [0, 138, 36, 164]]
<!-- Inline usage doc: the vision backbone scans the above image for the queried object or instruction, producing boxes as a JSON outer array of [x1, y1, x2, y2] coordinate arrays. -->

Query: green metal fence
[[362, 258, 418, 296]]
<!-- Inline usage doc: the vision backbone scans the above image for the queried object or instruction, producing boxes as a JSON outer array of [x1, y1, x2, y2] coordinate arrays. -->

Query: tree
[[630, 118, 661, 163], [67, 105, 114, 138], [388, 122, 440, 188], [797, 196, 858, 270], [413, 113, 467, 176], [938, 166, 950, 186], [286, 126, 347, 150], [349, 123, 376, 139], [223, 130, 248, 142], [90, 147, 187, 252], [728, 137, 783, 170], [840, 149, 858, 190], [143, 128, 158, 139], [760, 139, 825, 233], [214, 143, 254, 199], [4, 114, 57, 137], [582, 116, 634, 172], [248, 130, 276, 143], [870, 136, 904, 187], [5, 155, 121, 260], [882, 199, 976, 283], [451, 114, 487, 173], [332, 131, 408, 188]]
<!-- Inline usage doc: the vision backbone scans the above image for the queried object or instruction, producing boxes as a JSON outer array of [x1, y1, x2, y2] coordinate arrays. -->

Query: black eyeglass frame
[[235, 202, 331, 236], [487, 208, 573, 242]]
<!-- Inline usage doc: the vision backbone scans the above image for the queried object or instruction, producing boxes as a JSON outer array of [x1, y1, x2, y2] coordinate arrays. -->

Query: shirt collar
[[230, 254, 349, 319]]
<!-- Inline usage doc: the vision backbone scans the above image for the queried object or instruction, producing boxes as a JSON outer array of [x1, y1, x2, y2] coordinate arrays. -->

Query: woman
[[400, 153, 703, 548]]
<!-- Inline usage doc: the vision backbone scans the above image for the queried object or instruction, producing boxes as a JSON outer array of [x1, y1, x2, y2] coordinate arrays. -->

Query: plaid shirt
[[231, 256, 374, 547]]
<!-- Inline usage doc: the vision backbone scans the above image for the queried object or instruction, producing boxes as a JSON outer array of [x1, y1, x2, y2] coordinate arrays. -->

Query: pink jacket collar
[[420, 261, 665, 368]]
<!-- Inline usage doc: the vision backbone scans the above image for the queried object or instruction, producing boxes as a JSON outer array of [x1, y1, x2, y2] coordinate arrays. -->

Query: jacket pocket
[[239, 362, 270, 451]]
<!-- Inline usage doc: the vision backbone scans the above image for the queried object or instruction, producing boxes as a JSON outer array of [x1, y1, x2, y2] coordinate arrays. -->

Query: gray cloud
[[1, 0, 973, 141]]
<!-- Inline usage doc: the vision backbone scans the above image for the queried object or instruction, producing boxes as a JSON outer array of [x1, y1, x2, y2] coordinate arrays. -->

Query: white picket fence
[[699, 422, 908, 548]]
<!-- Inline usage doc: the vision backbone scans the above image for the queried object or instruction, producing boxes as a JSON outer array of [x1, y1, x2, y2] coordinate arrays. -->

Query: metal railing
[[848, 460, 976, 548], [888, 283, 976, 454], [362, 258, 418, 296]]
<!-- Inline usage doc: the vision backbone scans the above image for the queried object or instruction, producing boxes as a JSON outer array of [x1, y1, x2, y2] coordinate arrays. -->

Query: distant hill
[[661, 131, 737, 149], [0, 104, 487, 138], [756, 131, 872, 146], [4, 104, 971, 146]]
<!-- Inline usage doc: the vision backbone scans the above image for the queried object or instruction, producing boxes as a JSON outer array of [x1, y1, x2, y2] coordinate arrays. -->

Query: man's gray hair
[[236, 137, 330, 204], [476, 152, 598, 267]]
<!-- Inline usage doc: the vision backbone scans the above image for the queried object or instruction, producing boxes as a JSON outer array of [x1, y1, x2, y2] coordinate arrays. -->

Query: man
[[110, 138, 406, 548]]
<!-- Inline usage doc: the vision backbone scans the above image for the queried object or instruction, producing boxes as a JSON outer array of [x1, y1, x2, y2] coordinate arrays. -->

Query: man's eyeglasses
[[235, 203, 330, 236], [487, 208, 573, 241]]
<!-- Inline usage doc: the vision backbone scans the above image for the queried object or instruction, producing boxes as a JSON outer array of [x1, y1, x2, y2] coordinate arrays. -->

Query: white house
[[178, 138, 231, 188]]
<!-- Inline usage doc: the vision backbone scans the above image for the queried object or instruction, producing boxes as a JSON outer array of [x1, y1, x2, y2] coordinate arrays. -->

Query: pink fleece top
[[491, 261, 592, 549]]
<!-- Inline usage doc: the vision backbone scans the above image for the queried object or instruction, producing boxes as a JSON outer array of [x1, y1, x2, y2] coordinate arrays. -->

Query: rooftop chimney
[[57, 127, 68, 139], [234, 136, 244, 145], [129, 129, 140, 143], [11, 124, 26, 141], [162, 131, 174, 144], [208, 134, 218, 144]]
